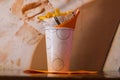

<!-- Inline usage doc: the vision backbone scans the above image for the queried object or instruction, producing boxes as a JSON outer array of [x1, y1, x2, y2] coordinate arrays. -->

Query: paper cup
[[45, 27, 73, 72]]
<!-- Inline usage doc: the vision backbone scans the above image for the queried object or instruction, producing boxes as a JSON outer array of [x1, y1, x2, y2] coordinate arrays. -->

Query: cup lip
[[45, 27, 74, 30]]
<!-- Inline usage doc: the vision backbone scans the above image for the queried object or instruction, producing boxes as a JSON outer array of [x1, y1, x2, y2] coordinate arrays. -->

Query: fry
[[38, 8, 73, 20]]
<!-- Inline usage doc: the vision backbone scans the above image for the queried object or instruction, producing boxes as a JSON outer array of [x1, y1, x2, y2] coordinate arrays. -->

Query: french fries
[[38, 8, 72, 20]]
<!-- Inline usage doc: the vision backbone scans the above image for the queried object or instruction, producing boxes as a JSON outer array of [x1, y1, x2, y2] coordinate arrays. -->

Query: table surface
[[0, 70, 119, 80]]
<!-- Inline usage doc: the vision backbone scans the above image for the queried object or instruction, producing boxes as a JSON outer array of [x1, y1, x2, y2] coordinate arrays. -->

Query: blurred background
[[0, 0, 120, 72]]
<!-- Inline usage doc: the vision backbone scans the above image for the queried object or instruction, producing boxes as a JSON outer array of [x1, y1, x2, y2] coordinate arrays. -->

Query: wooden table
[[0, 70, 119, 80]]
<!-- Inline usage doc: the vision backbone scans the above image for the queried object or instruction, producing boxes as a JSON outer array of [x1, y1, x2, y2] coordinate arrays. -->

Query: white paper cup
[[45, 27, 74, 72]]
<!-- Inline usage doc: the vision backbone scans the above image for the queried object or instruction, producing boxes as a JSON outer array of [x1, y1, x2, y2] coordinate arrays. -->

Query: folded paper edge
[[55, 9, 80, 29]]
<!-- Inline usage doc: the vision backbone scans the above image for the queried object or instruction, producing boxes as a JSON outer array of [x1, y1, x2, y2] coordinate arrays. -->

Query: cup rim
[[45, 27, 74, 30]]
